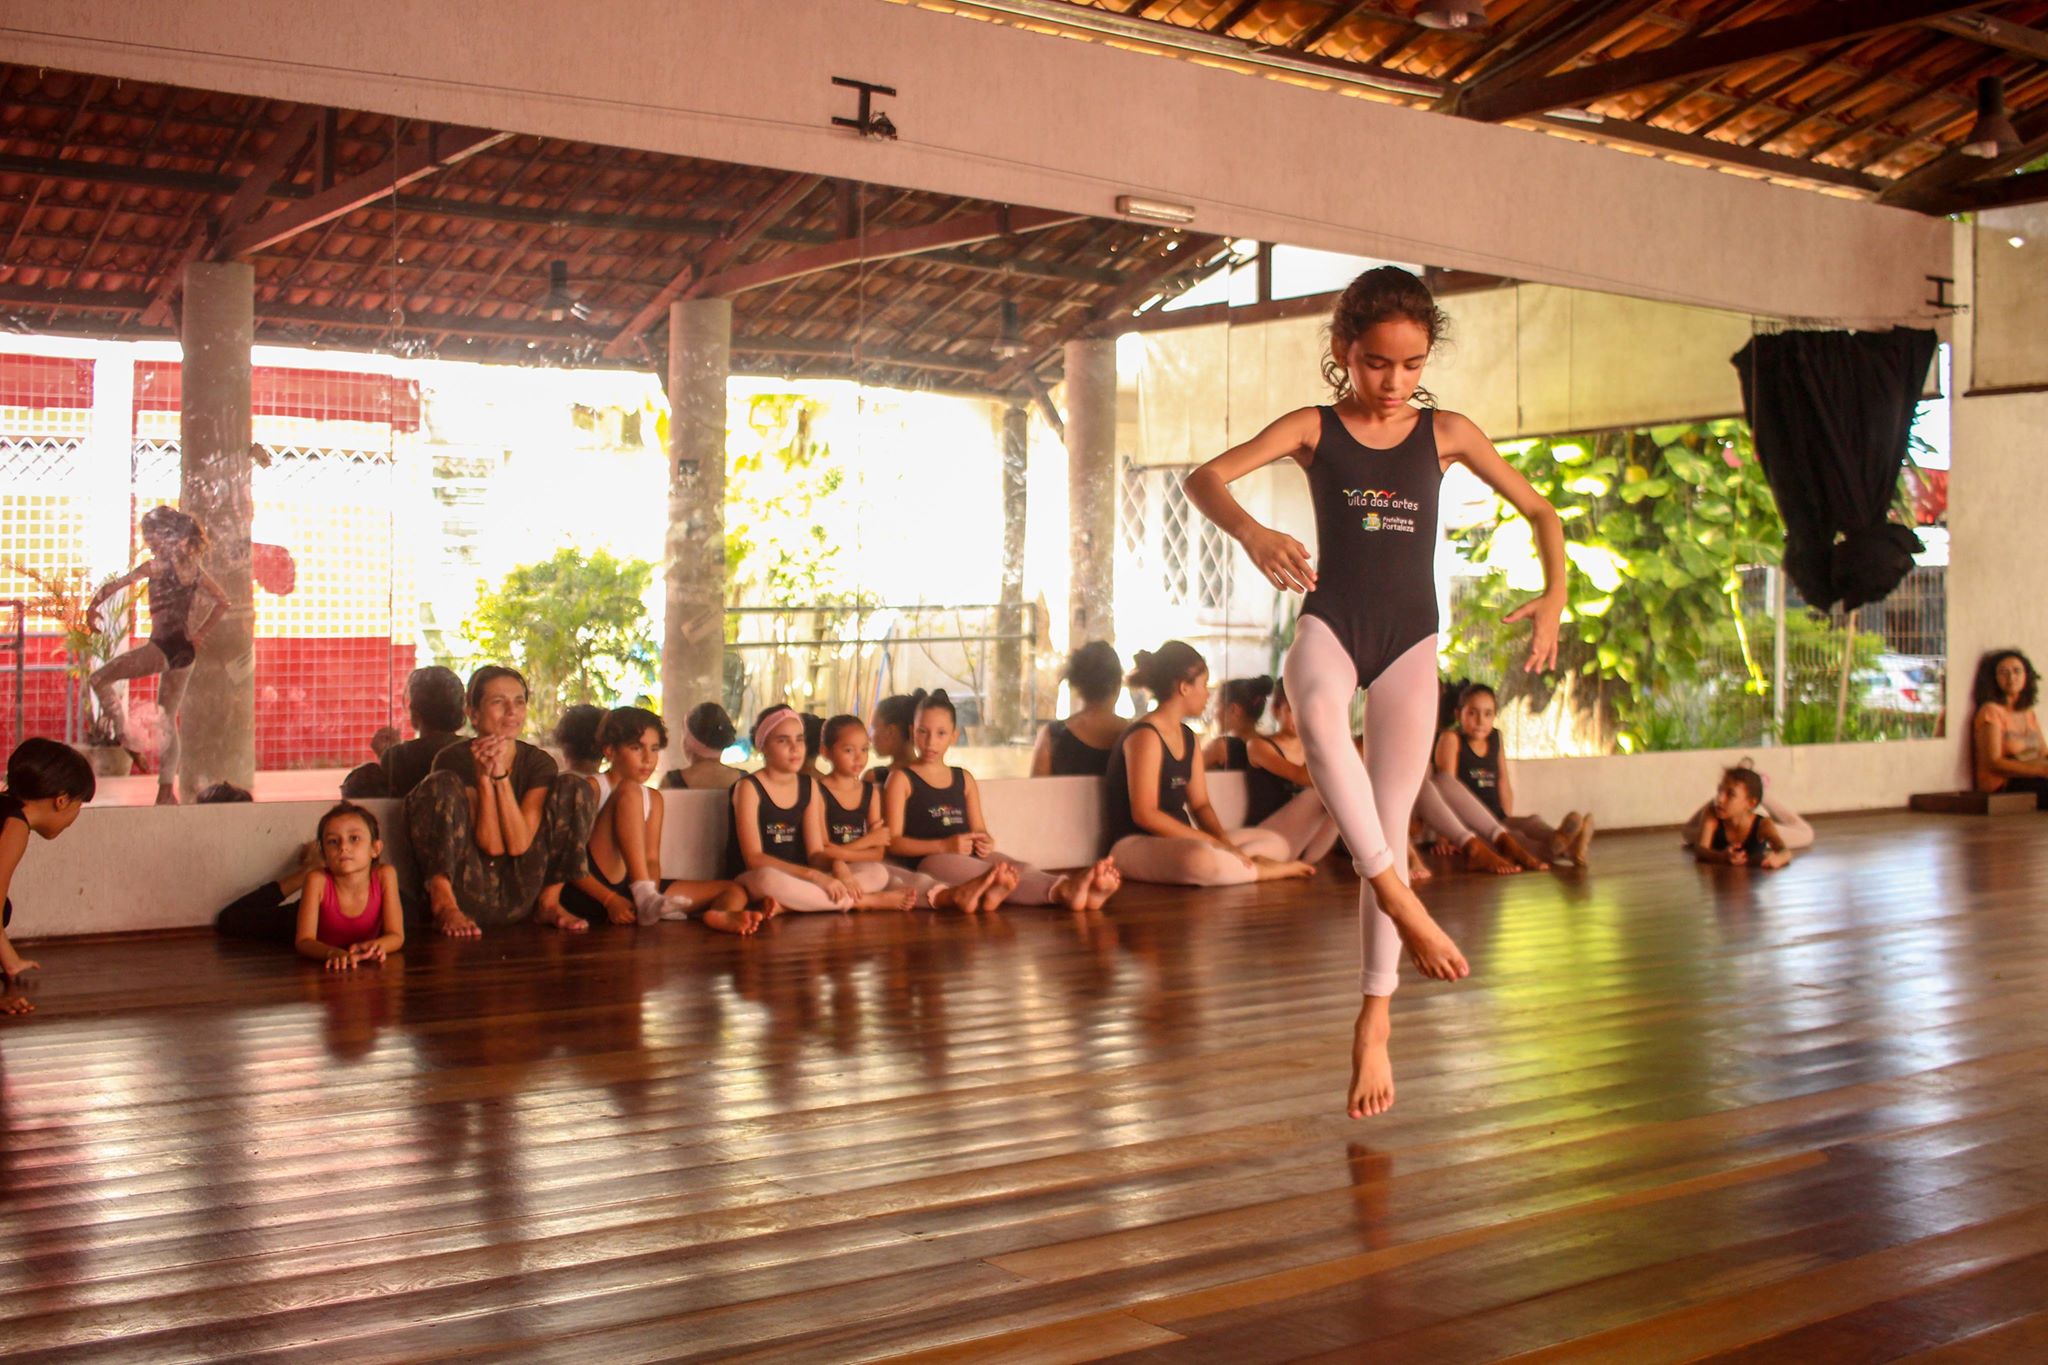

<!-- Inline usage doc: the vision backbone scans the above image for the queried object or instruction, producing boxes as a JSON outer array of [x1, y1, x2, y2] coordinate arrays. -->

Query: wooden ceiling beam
[[1917, 165, 2048, 213], [1456, 0, 1987, 125], [687, 206, 1087, 299], [1743, 34, 1951, 151], [602, 172, 823, 357], [1689, 40, 1857, 139], [1533, 114, 1888, 194], [1803, 46, 2004, 162], [1880, 96, 2048, 206], [1924, 12, 2048, 63], [1440, 0, 1665, 110], [990, 234, 1231, 391], [214, 125, 512, 259]]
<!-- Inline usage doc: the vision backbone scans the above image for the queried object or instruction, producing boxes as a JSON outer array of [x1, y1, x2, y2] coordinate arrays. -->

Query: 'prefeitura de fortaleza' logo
[[1344, 487, 1422, 533]]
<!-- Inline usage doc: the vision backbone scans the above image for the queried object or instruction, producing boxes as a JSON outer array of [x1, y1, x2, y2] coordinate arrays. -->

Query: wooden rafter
[[1456, 0, 1987, 126], [1441, 0, 1665, 111], [1925, 12, 2048, 64], [1742, 35, 1952, 151], [1880, 100, 2048, 208], [1536, 114, 1887, 194], [687, 206, 1086, 300], [1689, 40, 1858, 140]]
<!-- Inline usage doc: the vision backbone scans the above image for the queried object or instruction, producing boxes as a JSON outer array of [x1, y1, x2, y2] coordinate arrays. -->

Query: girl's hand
[[1504, 594, 1564, 673], [352, 943, 386, 965], [3, 958, 40, 979], [1240, 523, 1317, 593], [821, 877, 854, 907], [1212, 835, 1253, 868], [322, 953, 357, 973], [1762, 851, 1790, 869], [606, 894, 636, 925], [968, 832, 995, 857], [1725, 847, 1748, 866], [944, 833, 977, 855]]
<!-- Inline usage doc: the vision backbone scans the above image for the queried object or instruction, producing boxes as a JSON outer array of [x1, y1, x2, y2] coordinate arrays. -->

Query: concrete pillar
[[1065, 337, 1117, 649], [991, 402, 1029, 737], [662, 298, 731, 726], [177, 262, 255, 795]]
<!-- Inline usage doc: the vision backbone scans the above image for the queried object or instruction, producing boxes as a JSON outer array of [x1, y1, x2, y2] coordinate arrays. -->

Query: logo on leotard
[[1344, 487, 1422, 532], [928, 805, 965, 829], [766, 821, 798, 846], [1344, 487, 1395, 503], [831, 820, 863, 844]]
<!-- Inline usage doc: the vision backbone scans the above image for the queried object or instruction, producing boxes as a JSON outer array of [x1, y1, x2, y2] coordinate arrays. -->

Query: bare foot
[[756, 897, 784, 919], [702, 907, 765, 936], [1571, 814, 1596, 865], [1349, 998, 1394, 1118], [1051, 867, 1091, 912], [534, 895, 589, 933], [1084, 858, 1121, 911], [1253, 856, 1317, 881], [932, 863, 1003, 913], [858, 887, 918, 912], [428, 883, 482, 939], [1408, 846, 1433, 884], [979, 862, 1021, 912], [1371, 872, 1470, 982], [1463, 837, 1520, 876], [1496, 832, 1549, 872], [1, 994, 32, 1016]]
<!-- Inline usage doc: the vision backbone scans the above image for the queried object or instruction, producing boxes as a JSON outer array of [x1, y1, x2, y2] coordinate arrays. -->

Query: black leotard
[[1046, 719, 1113, 777], [1298, 406, 1444, 686], [724, 773, 811, 877], [1710, 818, 1770, 862], [1241, 736, 1303, 826], [898, 766, 970, 842], [819, 779, 873, 846], [0, 793, 21, 929], [148, 564, 201, 671], [1456, 733, 1505, 819], [1103, 720, 1194, 844]]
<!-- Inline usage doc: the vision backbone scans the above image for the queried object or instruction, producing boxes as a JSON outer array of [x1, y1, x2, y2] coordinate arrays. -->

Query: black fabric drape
[[1731, 327, 1937, 612]]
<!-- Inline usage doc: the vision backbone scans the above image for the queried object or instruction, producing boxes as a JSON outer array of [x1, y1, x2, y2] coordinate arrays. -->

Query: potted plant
[[8, 562, 136, 775]]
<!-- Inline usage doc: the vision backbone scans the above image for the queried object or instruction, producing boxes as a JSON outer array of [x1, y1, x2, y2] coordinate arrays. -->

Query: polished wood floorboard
[[2, 812, 2045, 1362]]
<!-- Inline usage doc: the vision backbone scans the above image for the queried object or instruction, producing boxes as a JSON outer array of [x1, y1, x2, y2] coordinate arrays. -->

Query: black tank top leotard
[[898, 767, 971, 841], [819, 779, 873, 846], [1711, 818, 1770, 862], [1046, 719, 1114, 777], [1240, 736, 1304, 826], [0, 793, 22, 929], [148, 563, 201, 671], [724, 773, 812, 877], [1298, 406, 1444, 687], [1103, 720, 1195, 844], [1456, 733, 1505, 819]]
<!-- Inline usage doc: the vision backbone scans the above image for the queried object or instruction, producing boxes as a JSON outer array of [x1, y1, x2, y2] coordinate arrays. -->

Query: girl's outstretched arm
[[1438, 412, 1568, 673], [1184, 409, 1322, 592], [0, 822, 34, 977], [88, 563, 150, 622]]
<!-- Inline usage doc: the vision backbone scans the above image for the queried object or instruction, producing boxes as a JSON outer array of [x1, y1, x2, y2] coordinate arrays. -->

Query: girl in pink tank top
[[295, 802, 404, 970]]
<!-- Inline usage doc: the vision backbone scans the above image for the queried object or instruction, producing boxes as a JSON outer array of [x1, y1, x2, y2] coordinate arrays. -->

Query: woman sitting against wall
[[1031, 641, 1124, 777], [404, 665, 598, 937], [1971, 648, 2048, 806]]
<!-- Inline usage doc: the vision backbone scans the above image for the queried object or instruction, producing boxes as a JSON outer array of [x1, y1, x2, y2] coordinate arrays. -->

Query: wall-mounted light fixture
[[1116, 195, 1197, 225]]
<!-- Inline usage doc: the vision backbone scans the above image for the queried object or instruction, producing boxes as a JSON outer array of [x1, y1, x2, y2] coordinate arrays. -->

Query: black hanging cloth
[[1731, 327, 1937, 613]]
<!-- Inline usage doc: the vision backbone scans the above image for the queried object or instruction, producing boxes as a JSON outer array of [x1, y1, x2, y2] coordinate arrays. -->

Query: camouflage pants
[[404, 771, 595, 925]]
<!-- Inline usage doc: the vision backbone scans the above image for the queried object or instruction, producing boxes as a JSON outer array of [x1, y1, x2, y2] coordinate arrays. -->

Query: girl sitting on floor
[[1970, 649, 2048, 807], [886, 690, 1121, 912], [1031, 642, 1124, 777], [1434, 682, 1589, 867], [565, 705, 769, 935], [817, 714, 1005, 912], [1213, 678, 1341, 865], [0, 738, 95, 1016], [1692, 764, 1795, 869], [663, 702, 745, 791], [1104, 643, 1316, 887], [730, 706, 915, 912], [294, 802, 406, 971], [867, 692, 922, 788]]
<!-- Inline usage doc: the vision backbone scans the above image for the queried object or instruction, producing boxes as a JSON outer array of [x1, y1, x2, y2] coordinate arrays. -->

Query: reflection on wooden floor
[[2, 812, 2045, 1361]]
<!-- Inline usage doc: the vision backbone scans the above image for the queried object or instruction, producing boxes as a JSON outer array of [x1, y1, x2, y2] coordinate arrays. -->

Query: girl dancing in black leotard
[[1185, 267, 1569, 1119]]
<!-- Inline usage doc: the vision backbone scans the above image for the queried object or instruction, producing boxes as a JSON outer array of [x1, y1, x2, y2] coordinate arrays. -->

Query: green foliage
[[465, 548, 657, 732], [1445, 421, 1786, 750], [725, 393, 849, 613]]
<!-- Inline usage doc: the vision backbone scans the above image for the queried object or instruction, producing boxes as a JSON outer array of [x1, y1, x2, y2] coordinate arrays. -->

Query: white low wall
[[5, 745, 1950, 940]]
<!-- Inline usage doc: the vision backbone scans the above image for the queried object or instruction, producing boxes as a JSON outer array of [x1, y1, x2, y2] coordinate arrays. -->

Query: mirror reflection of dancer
[[1186, 267, 1569, 1119], [87, 506, 232, 805]]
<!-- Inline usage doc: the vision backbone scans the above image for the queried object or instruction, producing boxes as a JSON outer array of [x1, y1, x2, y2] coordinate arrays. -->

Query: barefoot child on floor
[[885, 690, 1122, 913], [1692, 764, 1795, 869], [0, 739, 95, 1016], [816, 714, 1005, 913], [295, 802, 405, 971], [564, 706, 769, 935]]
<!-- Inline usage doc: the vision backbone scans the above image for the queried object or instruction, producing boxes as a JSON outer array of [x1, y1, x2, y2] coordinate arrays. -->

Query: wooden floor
[[3, 812, 2046, 1363]]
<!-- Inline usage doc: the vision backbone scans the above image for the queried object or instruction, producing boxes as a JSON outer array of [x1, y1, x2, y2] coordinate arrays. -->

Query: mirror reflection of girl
[[1971, 649, 2048, 806], [1692, 766, 1793, 869], [885, 691, 1120, 913], [730, 706, 914, 912], [1209, 677, 1341, 865], [1107, 645, 1317, 886], [87, 505, 232, 805], [867, 692, 921, 789], [816, 715, 1006, 912], [566, 706, 769, 935], [663, 702, 745, 791], [1433, 683, 1590, 868], [1031, 642, 1123, 777], [1185, 265, 1568, 1120]]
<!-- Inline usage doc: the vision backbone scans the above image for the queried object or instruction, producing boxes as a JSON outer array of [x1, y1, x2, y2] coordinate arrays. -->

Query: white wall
[[2, 0, 1946, 319]]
